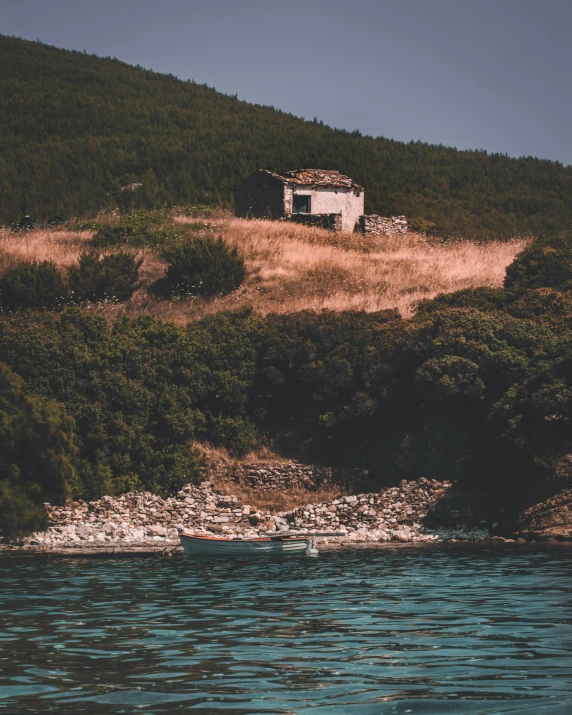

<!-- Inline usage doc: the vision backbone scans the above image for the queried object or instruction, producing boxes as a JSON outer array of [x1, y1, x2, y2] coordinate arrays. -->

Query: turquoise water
[[0, 545, 571, 714]]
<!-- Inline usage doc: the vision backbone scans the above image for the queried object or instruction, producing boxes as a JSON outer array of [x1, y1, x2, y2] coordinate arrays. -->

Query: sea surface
[[0, 544, 571, 714]]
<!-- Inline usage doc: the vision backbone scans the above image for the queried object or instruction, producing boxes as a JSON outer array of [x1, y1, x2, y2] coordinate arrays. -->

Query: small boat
[[177, 528, 344, 558]]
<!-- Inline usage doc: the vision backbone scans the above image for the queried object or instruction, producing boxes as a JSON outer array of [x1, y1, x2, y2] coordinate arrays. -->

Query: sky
[[1, 0, 571, 166]]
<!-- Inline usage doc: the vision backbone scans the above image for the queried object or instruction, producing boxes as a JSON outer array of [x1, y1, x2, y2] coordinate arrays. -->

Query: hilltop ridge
[[2, 35, 572, 239]]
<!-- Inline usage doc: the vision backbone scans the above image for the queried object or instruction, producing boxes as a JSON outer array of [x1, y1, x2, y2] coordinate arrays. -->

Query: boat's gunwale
[[179, 531, 308, 544]]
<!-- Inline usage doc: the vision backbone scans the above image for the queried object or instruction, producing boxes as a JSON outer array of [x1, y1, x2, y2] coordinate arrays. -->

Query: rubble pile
[[28, 483, 257, 549], [287, 479, 447, 539], [515, 488, 572, 542], [14, 476, 491, 551], [284, 478, 486, 542]]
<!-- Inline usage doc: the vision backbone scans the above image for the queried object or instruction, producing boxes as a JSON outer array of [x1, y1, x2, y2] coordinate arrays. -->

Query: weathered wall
[[285, 186, 364, 232], [289, 213, 342, 231], [202, 459, 367, 492], [235, 171, 286, 219], [357, 215, 408, 236]]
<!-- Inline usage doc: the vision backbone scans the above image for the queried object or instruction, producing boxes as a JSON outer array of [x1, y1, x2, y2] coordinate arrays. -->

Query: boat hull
[[179, 532, 309, 558]]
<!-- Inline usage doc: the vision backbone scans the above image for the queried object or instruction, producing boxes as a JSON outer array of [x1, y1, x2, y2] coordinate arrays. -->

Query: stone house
[[234, 168, 365, 233]]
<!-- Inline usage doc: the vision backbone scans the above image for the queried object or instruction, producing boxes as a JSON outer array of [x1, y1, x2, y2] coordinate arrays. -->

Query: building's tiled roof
[[265, 169, 362, 190]]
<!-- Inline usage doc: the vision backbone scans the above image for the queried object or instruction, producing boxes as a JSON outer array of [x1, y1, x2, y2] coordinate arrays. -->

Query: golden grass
[[0, 218, 526, 324], [214, 482, 343, 514], [162, 216, 526, 320], [0, 229, 92, 268]]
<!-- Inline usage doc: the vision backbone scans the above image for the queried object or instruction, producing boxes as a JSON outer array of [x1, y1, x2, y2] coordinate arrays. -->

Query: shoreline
[[4, 465, 570, 554], [2, 539, 571, 558], [4, 474, 495, 553]]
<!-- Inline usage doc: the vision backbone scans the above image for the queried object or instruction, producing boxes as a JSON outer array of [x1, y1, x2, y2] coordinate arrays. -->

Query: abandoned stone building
[[234, 169, 365, 233]]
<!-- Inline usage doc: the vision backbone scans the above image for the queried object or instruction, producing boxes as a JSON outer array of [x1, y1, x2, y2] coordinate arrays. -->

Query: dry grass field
[[0, 229, 91, 273], [0, 216, 526, 324], [214, 481, 343, 515]]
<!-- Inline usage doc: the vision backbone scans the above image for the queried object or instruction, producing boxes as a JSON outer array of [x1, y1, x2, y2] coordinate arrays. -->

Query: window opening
[[293, 195, 311, 214]]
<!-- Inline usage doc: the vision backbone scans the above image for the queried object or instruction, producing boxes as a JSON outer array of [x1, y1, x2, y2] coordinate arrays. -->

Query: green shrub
[[167, 205, 227, 219], [504, 231, 572, 291], [0, 308, 264, 503], [0, 481, 48, 542], [91, 224, 144, 248], [417, 287, 506, 314], [162, 236, 246, 297], [504, 287, 572, 330], [68, 251, 142, 302], [66, 221, 105, 232], [408, 217, 440, 236], [89, 210, 201, 249], [0, 260, 67, 311], [92, 222, 189, 249], [0, 362, 76, 539]]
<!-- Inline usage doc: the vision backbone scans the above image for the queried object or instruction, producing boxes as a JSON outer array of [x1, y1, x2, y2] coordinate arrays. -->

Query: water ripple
[[0, 545, 571, 713]]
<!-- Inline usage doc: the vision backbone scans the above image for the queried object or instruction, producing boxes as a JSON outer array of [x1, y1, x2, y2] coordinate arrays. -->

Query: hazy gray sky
[[2, 0, 571, 165]]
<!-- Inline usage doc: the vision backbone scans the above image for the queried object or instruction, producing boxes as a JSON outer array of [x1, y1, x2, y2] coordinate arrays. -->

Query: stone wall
[[288, 212, 343, 231], [356, 215, 408, 236], [201, 459, 368, 493]]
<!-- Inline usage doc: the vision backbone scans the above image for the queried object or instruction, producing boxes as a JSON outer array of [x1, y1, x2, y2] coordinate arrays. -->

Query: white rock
[[76, 524, 92, 539], [148, 525, 168, 537]]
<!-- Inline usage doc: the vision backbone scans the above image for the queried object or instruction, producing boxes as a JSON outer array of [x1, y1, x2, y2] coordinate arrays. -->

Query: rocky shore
[[4, 471, 493, 552], [515, 488, 572, 542], [5, 459, 569, 553]]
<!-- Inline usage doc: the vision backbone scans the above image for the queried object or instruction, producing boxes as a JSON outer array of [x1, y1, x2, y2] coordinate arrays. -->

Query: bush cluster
[[91, 214, 246, 297], [162, 236, 246, 296], [0, 308, 264, 532], [0, 252, 141, 312], [0, 211, 246, 312], [0, 363, 75, 538], [90, 212, 192, 249], [504, 231, 572, 292], [2, 230, 572, 535], [0, 261, 67, 312], [68, 251, 142, 302]]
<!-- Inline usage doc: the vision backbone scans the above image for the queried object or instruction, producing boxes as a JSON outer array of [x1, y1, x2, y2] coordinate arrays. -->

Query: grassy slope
[[0, 215, 525, 321], [1, 36, 572, 239]]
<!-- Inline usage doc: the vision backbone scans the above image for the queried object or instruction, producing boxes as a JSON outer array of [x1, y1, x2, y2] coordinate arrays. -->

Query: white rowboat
[[178, 529, 345, 558]]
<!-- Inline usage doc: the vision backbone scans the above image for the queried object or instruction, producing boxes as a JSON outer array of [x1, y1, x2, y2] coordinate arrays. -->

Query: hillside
[[1, 206, 572, 535], [2, 36, 572, 239], [0, 214, 525, 321]]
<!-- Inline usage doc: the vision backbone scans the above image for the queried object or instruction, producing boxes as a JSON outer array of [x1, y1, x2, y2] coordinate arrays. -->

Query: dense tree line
[[2, 231, 572, 534], [2, 36, 572, 239]]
